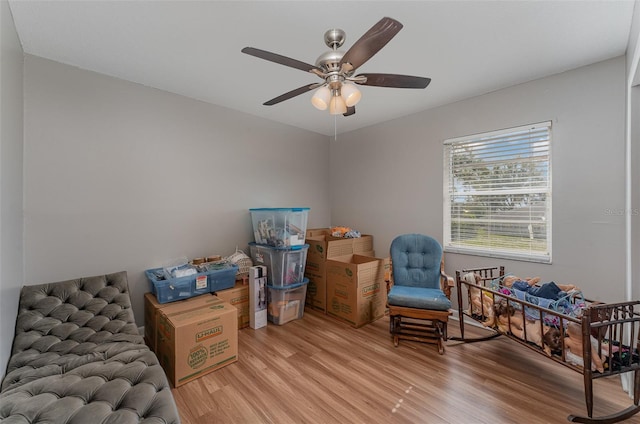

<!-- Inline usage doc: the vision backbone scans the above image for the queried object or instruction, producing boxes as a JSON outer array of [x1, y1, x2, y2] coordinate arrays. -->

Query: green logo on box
[[335, 288, 348, 299], [188, 345, 207, 369], [331, 297, 340, 312], [362, 282, 381, 297], [345, 268, 353, 277], [316, 245, 324, 254]]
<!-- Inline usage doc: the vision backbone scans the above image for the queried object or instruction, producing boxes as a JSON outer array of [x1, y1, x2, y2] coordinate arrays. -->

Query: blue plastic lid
[[249, 207, 310, 212], [248, 242, 309, 251], [266, 278, 309, 290]]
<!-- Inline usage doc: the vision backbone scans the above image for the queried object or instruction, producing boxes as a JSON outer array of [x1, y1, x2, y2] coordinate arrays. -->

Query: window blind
[[443, 121, 552, 263]]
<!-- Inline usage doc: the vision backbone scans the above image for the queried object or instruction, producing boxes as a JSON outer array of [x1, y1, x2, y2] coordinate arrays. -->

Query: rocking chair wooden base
[[388, 305, 453, 355]]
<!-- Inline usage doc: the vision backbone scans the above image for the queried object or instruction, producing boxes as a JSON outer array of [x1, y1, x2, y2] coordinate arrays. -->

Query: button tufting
[[3, 271, 180, 424]]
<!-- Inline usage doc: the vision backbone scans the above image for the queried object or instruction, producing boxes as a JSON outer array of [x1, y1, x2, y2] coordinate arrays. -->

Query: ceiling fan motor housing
[[316, 28, 349, 77], [315, 50, 344, 72]]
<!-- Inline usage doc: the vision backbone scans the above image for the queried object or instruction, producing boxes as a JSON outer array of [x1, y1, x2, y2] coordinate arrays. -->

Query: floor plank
[[172, 308, 639, 424]]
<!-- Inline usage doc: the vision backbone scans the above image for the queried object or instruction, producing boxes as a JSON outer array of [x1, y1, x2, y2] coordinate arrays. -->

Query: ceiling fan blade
[[242, 47, 321, 73], [356, 73, 431, 89], [339, 17, 403, 72], [263, 83, 322, 106], [343, 106, 356, 117]]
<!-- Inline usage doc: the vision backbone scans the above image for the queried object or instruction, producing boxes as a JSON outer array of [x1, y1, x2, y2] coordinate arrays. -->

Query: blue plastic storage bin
[[248, 242, 308, 287], [267, 278, 309, 325], [250, 207, 310, 247], [146, 264, 238, 303], [208, 264, 239, 292]]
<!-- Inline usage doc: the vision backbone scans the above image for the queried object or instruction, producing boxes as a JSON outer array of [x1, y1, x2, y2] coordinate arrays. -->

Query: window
[[443, 121, 552, 263]]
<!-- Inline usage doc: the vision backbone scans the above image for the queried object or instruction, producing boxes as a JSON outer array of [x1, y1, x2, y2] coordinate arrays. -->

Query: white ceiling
[[8, 0, 635, 136]]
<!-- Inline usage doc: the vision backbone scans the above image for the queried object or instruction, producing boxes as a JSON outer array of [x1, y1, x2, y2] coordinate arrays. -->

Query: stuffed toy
[[331, 226, 352, 237], [462, 272, 495, 326]]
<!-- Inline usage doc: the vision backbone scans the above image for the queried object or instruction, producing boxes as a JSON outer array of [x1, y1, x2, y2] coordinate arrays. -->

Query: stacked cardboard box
[[156, 296, 238, 387], [303, 228, 374, 314], [144, 292, 216, 353], [303, 255, 327, 312], [305, 228, 331, 238], [325, 254, 390, 328], [145, 286, 248, 354], [214, 283, 250, 329]]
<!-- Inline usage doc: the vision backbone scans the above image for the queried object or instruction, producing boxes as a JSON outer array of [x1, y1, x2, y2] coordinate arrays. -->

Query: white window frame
[[443, 121, 552, 263]]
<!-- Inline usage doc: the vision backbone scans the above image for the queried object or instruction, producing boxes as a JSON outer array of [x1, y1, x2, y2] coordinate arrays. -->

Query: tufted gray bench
[[0, 271, 180, 423]]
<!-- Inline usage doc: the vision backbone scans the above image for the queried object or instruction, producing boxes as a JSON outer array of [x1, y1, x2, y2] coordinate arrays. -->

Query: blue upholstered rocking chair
[[387, 234, 454, 354]]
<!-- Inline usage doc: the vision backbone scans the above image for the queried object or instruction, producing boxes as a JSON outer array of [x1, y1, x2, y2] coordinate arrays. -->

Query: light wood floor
[[171, 308, 639, 424]]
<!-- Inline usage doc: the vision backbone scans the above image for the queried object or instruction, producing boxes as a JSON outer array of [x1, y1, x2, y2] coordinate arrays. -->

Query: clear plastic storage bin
[[248, 242, 308, 287], [250, 207, 310, 247], [145, 264, 238, 304], [267, 279, 308, 325]]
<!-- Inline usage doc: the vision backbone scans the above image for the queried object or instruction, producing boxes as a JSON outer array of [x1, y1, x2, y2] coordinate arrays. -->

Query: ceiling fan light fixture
[[311, 85, 331, 110], [242, 17, 430, 119], [341, 82, 361, 107], [329, 93, 347, 115]]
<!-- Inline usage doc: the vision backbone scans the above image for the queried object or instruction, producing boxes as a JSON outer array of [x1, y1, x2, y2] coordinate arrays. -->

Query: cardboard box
[[326, 254, 389, 286], [144, 292, 214, 352], [305, 228, 373, 248], [306, 228, 331, 238], [304, 257, 326, 312], [144, 292, 163, 350], [307, 235, 354, 260], [214, 283, 249, 329], [303, 234, 375, 313], [352, 235, 374, 254], [306, 234, 374, 260], [325, 254, 390, 328], [156, 296, 238, 387]]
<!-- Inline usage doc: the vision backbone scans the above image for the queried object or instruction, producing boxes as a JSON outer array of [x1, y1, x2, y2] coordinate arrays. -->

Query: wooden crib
[[453, 266, 640, 423]]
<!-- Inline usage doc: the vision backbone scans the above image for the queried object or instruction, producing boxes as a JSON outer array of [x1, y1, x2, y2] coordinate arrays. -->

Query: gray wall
[[630, 0, 640, 86], [628, 1, 640, 302], [0, 0, 24, 376], [23, 55, 331, 325], [330, 57, 627, 303], [632, 84, 640, 302]]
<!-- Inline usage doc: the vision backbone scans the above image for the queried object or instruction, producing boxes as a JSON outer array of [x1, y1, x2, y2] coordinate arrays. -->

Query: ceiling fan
[[241, 17, 431, 117]]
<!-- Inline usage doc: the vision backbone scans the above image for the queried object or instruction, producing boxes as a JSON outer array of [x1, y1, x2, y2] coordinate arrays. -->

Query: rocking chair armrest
[[440, 271, 454, 299]]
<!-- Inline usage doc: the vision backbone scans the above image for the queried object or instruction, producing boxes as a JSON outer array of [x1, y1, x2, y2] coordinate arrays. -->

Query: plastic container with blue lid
[[250, 207, 310, 248], [145, 264, 238, 304], [248, 242, 309, 287], [266, 278, 309, 325]]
